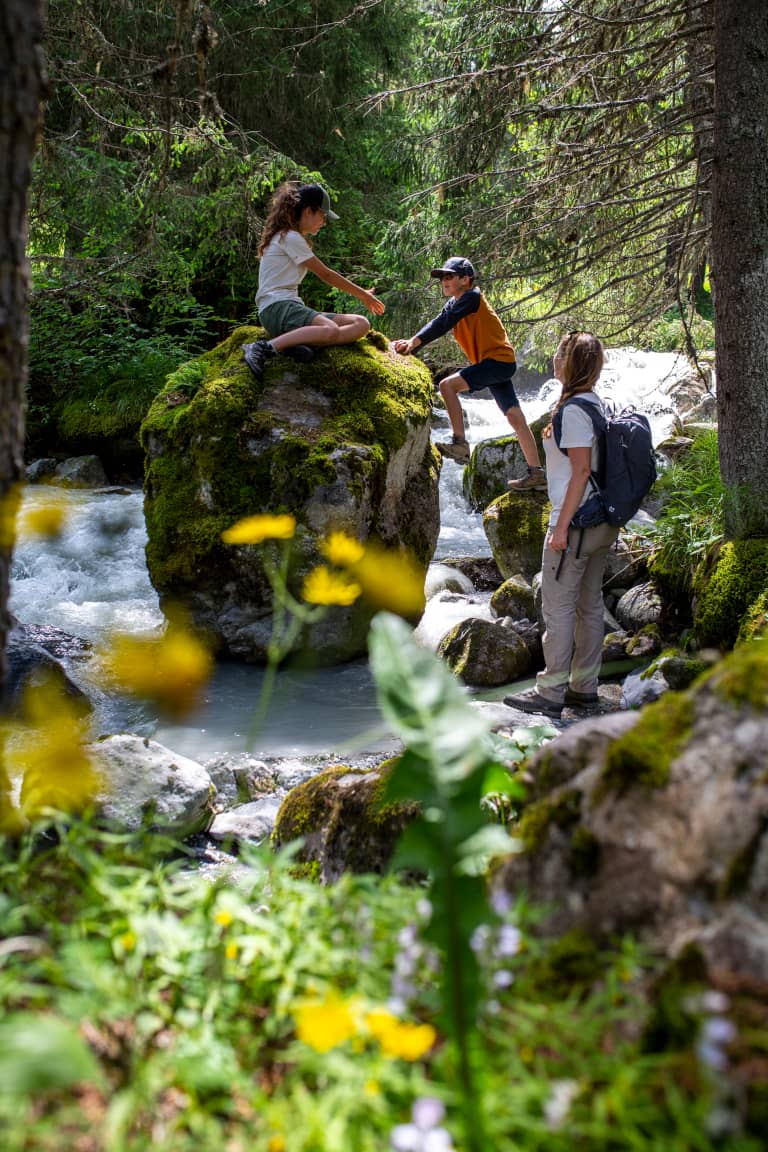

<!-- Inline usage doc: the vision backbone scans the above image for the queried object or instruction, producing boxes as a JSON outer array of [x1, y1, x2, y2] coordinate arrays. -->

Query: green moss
[[569, 827, 601, 878], [515, 788, 582, 852], [641, 649, 709, 691], [738, 588, 768, 644], [140, 325, 435, 593], [693, 539, 768, 649], [704, 637, 768, 712], [597, 691, 694, 800]]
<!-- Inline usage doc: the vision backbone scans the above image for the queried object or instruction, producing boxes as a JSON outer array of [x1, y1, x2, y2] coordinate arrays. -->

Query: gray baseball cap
[[301, 183, 339, 221]]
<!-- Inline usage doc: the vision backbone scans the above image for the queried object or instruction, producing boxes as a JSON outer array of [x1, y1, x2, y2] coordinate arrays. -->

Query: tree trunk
[[0, 0, 46, 686], [712, 0, 768, 538]]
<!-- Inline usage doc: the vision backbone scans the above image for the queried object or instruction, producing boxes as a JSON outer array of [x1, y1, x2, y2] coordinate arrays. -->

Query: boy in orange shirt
[[394, 256, 545, 488]]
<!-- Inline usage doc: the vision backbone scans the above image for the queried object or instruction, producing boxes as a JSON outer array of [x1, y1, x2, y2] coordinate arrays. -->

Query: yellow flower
[[294, 994, 359, 1053], [0, 486, 21, 549], [215, 909, 234, 928], [7, 675, 101, 818], [302, 565, 361, 606], [267, 1137, 287, 1152], [222, 514, 296, 545], [363, 1079, 381, 1097], [351, 545, 426, 618], [319, 531, 365, 567], [101, 626, 212, 717], [225, 942, 239, 961], [365, 1010, 436, 1061], [117, 931, 137, 953], [20, 499, 69, 540]]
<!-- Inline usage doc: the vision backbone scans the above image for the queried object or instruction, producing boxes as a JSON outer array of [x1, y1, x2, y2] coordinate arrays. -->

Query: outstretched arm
[[303, 255, 385, 315]]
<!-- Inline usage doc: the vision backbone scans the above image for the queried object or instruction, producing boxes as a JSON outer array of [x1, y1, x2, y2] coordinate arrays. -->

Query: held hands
[[393, 338, 417, 355]]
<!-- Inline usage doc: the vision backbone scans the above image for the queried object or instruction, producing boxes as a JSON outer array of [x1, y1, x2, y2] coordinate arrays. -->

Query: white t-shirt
[[543, 392, 603, 527], [255, 230, 314, 310]]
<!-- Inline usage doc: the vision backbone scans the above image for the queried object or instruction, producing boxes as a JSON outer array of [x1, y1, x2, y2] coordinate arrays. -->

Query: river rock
[[490, 575, 536, 621], [425, 563, 475, 598], [204, 753, 280, 807], [483, 490, 549, 581], [437, 617, 531, 686], [54, 455, 109, 488], [272, 761, 418, 881], [462, 435, 525, 511], [25, 458, 58, 483], [141, 327, 439, 663], [91, 734, 215, 838], [614, 582, 664, 630], [208, 797, 283, 846], [2, 623, 91, 715], [494, 641, 768, 979], [602, 534, 649, 591]]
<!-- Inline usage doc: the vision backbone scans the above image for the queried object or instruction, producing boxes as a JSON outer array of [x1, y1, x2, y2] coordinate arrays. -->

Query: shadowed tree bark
[[0, 0, 47, 686], [712, 0, 768, 538]]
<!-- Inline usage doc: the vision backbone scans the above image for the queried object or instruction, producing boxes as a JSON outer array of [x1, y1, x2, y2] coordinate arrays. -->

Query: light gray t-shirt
[[543, 392, 603, 527], [255, 229, 313, 310]]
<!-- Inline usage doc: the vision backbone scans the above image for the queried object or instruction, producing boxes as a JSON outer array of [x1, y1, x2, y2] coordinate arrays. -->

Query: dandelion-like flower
[[351, 544, 426, 617], [366, 1010, 436, 1061], [101, 626, 212, 717], [302, 565, 361, 606], [6, 676, 101, 818], [319, 530, 365, 567], [19, 499, 70, 540], [0, 486, 21, 549], [294, 994, 359, 1053], [221, 513, 296, 545]]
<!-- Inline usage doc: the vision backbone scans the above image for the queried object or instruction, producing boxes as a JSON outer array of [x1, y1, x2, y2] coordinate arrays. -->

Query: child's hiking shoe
[[507, 466, 547, 491], [285, 344, 316, 363], [503, 687, 563, 717], [564, 687, 599, 706], [437, 436, 470, 462], [242, 340, 275, 380]]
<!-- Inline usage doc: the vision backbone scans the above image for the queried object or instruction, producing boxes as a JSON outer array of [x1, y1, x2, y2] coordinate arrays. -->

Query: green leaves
[[0, 1013, 102, 1095]]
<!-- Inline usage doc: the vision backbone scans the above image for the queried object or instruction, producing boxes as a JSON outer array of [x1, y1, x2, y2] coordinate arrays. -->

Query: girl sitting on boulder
[[242, 181, 385, 380], [504, 331, 619, 718]]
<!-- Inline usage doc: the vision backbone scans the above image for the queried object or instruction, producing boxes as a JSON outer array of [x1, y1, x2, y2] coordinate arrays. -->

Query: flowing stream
[[9, 348, 689, 763]]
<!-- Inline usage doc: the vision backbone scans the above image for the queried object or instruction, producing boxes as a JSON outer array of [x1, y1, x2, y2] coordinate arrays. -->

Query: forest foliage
[[29, 0, 715, 423]]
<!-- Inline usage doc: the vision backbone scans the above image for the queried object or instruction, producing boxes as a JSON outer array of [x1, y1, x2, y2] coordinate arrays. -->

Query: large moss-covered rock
[[482, 490, 550, 580], [462, 412, 549, 511], [140, 327, 440, 662], [494, 639, 768, 979]]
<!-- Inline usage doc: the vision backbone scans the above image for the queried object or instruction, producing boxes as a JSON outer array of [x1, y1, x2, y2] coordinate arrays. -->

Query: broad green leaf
[[0, 1013, 101, 1095]]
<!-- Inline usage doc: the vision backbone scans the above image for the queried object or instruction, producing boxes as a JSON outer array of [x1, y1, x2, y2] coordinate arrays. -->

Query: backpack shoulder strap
[[552, 396, 606, 454]]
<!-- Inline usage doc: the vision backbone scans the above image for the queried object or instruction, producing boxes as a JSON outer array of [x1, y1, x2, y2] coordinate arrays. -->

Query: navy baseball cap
[[430, 256, 476, 279]]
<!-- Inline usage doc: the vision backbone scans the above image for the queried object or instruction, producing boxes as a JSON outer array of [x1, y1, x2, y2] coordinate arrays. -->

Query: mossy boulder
[[462, 412, 549, 511], [436, 617, 531, 686], [490, 575, 536, 621], [482, 489, 550, 580], [140, 327, 440, 662], [494, 639, 768, 978], [693, 539, 768, 649], [271, 760, 419, 881]]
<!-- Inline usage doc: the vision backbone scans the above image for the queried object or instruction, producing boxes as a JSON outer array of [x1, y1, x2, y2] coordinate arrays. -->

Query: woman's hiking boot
[[507, 466, 547, 491], [503, 687, 563, 717], [437, 435, 470, 462]]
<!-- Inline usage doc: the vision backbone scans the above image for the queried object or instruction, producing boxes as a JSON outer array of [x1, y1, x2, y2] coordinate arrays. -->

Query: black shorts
[[459, 359, 519, 413]]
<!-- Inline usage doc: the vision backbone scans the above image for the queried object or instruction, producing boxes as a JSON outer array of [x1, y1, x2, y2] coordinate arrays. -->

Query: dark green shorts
[[258, 299, 335, 337]]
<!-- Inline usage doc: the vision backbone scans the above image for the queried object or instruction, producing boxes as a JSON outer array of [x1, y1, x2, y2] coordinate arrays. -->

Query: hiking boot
[[284, 344, 316, 363], [503, 687, 563, 717], [437, 436, 470, 462], [564, 687, 599, 706], [242, 340, 275, 380], [507, 466, 547, 491]]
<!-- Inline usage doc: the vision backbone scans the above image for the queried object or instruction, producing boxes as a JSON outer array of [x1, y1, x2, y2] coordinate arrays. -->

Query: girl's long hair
[[258, 182, 323, 255], [544, 331, 604, 437]]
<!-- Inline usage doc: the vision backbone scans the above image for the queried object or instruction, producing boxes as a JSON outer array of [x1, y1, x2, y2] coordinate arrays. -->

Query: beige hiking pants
[[536, 522, 620, 703]]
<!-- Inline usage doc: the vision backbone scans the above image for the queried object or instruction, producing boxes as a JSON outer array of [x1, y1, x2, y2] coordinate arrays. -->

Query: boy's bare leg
[[439, 372, 470, 439]]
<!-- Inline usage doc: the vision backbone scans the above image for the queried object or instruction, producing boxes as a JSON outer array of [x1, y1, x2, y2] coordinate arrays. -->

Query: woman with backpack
[[504, 331, 619, 718]]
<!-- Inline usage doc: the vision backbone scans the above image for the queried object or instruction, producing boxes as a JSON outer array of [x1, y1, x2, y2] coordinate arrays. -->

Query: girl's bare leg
[[270, 314, 370, 351]]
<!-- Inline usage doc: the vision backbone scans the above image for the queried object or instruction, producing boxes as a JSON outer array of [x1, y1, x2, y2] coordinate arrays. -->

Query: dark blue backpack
[[552, 397, 657, 529]]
